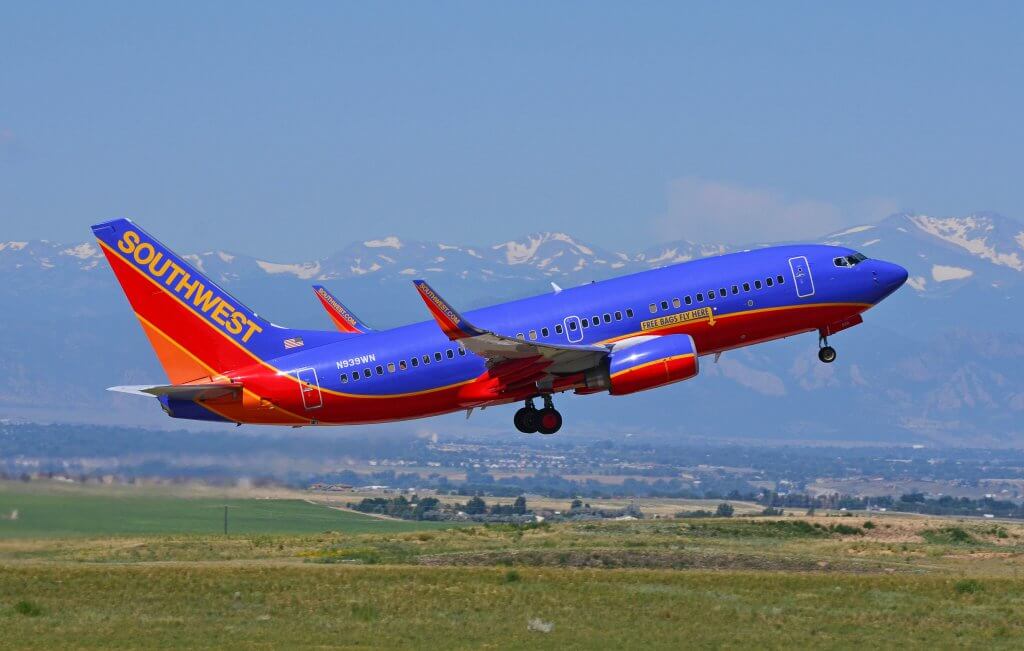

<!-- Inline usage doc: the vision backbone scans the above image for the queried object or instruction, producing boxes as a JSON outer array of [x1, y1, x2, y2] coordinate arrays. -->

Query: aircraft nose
[[873, 260, 908, 295]]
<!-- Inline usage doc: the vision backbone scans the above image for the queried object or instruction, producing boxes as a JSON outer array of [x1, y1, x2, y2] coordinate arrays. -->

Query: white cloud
[[653, 177, 889, 244]]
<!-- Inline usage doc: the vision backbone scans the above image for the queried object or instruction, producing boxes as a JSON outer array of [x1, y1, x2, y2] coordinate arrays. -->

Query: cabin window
[[567, 321, 577, 331], [626, 308, 634, 318], [458, 347, 466, 356], [363, 368, 372, 378], [411, 357, 419, 368], [516, 333, 525, 341], [399, 360, 408, 370], [592, 316, 600, 326], [434, 352, 442, 362], [614, 311, 622, 321], [719, 288, 727, 297], [649, 303, 657, 314], [754, 280, 762, 290], [556, 324, 565, 334], [777, 274, 785, 284], [672, 298, 681, 309], [603, 313, 611, 323], [696, 293, 704, 302], [581, 319, 589, 329], [660, 300, 669, 311], [541, 327, 549, 337], [446, 349, 454, 359], [834, 256, 849, 267], [707, 290, 715, 300], [743, 282, 751, 292], [376, 365, 384, 375], [684, 296, 692, 305], [766, 277, 774, 287], [732, 285, 739, 294], [387, 362, 395, 373], [351, 372, 359, 381], [422, 354, 430, 364], [529, 329, 537, 340], [340, 375, 348, 384]]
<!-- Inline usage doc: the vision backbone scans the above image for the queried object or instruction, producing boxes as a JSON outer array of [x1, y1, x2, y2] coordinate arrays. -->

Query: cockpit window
[[834, 252, 868, 267]]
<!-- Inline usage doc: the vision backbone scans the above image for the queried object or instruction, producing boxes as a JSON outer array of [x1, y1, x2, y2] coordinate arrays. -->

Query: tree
[[715, 502, 734, 517], [465, 495, 487, 515], [513, 496, 527, 515], [570, 498, 583, 510]]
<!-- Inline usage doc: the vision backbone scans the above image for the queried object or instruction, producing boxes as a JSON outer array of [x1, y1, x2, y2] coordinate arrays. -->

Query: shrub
[[829, 524, 863, 536], [504, 569, 521, 583], [14, 600, 41, 617], [863, 520, 876, 530], [954, 579, 983, 594]]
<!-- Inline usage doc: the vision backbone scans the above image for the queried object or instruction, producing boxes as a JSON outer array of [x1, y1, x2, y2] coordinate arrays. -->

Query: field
[[4, 482, 1024, 648]]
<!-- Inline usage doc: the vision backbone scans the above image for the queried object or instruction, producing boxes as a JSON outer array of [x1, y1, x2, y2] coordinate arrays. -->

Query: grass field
[[4, 481, 1024, 648]]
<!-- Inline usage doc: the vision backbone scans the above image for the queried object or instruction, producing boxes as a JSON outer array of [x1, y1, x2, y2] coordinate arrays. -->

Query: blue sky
[[2, 1, 1022, 258]]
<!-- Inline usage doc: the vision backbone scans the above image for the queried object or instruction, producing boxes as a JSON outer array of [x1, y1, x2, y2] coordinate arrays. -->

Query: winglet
[[412, 280, 485, 340], [312, 285, 373, 334]]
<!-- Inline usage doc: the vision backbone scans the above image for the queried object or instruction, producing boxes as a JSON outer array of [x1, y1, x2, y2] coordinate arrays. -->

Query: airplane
[[93, 218, 908, 434]]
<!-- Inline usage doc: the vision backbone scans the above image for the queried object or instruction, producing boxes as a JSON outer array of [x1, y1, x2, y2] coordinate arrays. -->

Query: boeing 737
[[93, 219, 908, 434]]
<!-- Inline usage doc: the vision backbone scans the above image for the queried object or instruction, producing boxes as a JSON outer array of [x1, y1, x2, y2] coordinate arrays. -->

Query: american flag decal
[[283, 337, 304, 350]]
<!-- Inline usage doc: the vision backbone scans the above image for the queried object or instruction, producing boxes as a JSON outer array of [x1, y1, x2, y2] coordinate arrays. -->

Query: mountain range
[[1, 212, 1022, 444]]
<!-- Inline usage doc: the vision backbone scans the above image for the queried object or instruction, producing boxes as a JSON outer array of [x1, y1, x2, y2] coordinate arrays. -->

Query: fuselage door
[[788, 256, 815, 298], [295, 367, 323, 410], [563, 315, 583, 343]]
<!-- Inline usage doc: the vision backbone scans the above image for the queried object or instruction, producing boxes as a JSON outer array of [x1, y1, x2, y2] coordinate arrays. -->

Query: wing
[[312, 285, 374, 334], [412, 279, 608, 375]]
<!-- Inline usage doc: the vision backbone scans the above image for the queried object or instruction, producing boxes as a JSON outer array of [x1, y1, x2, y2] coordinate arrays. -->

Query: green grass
[[0, 489, 452, 538]]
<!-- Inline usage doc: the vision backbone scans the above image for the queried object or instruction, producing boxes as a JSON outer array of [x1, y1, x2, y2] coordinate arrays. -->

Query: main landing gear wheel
[[514, 396, 563, 435], [817, 334, 837, 364], [514, 406, 539, 433]]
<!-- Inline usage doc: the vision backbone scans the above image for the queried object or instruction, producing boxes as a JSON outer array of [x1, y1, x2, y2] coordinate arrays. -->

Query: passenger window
[[743, 282, 751, 292], [732, 285, 739, 294], [592, 316, 600, 326], [684, 296, 692, 305], [649, 303, 657, 313], [568, 321, 577, 331], [351, 372, 359, 381], [696, 293, 704, 302], [614, 311, 622, 320], [719, 288, 726, 297], [516, 333, 525, 341], [707, 290, 715, 300], [433, 352, 442, 362], [766, 277, 774, 287], [363, 368, 372, 378], [626, 308, 634, 318], [446, 349, 454, 359], [581, 319, 589, 329], [556, 324, 565, 334], [411, 357, 419, 368], [529, 330, 537, 340], [672, 298, 680, 309], [376, 365, 384, 375], [603, 313, 611, 323], [660, 300, 668, 310], [458, 347, 466, 356], [387, 362, 395, 373], [399, 360, 408, 370], [340, 375, 348, 384], [777, 275, 784, 284], [422, 354, 430, 364], [754, 280, 762, 290], [541, 327, 549, 337]]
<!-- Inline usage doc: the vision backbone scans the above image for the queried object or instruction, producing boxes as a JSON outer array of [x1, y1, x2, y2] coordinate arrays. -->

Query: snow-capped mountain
[[1, 212, 1023, 442]]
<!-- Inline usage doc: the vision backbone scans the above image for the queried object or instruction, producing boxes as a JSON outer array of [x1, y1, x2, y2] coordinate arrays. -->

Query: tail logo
[[114, 230, 264, 343], [314, 287, 360, 329]]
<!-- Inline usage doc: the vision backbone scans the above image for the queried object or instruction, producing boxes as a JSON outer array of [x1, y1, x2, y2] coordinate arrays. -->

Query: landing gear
[[818, 335, 837, 364], [514, 396, 562, 435]]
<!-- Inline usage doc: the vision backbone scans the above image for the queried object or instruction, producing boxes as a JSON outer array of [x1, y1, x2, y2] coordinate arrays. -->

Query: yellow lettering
[[148, 252, 172, 277], [210, 301, 231, 326], [191, 285, 221, 314], [226, 311, 245, 335], [175, 273, 195, 295], [241, 320, 263, 343], [117, 230, 140, 255], [133, 242, 155, 266], [164, 262, 184, 287]]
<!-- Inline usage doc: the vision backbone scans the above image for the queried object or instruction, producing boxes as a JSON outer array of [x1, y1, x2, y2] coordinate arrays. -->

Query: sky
[[2, 1, 1022, 259]]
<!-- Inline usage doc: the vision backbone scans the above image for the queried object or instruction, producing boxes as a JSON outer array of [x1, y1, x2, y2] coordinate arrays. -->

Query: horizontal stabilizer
[[108, 383, 242, 401]]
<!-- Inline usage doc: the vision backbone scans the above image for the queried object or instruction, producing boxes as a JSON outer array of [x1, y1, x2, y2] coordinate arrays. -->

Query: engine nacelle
[[581, 335, 699, 396]]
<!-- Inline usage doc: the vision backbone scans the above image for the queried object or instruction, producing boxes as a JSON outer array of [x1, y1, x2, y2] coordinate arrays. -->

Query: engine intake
[[580, 335, 700, 396]]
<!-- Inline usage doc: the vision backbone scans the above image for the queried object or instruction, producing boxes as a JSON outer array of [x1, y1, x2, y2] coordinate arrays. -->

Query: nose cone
[[873, 260, 908, 300]]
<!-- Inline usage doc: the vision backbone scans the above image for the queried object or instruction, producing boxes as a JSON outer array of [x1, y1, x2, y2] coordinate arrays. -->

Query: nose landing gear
[[818, 335, 837, 364], [513, 396, 562, 435]]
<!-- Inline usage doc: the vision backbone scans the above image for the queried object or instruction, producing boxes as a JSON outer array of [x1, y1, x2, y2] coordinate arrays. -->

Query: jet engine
[[580, 334, 699, 396]]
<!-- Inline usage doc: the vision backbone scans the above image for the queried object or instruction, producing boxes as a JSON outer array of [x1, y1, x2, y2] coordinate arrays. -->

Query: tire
[[514, 407, 539, 433], [536, 408, 562, 435], [818, 346, 837, 364]]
